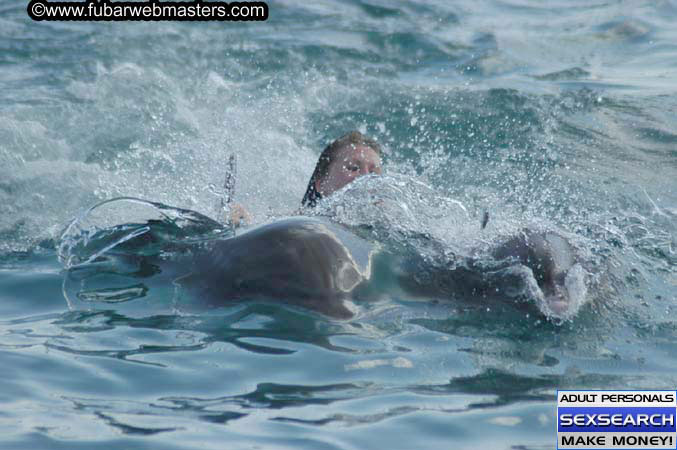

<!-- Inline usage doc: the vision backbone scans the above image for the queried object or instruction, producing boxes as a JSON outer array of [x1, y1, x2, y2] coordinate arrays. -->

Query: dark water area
[[0, 0, 676, 448]]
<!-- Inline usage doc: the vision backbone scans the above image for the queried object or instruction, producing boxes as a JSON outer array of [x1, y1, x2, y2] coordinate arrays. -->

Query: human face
[[315, 144, 382, 197]]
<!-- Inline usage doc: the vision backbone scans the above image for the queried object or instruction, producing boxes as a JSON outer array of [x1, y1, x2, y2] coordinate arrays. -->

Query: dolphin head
[[492, 230, 589, 320]]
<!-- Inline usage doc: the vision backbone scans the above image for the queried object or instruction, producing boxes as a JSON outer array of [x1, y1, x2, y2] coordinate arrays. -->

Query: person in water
[[301, 131, 383, 208], [228, 131, 381, 226], [185, 130, 588, 320]]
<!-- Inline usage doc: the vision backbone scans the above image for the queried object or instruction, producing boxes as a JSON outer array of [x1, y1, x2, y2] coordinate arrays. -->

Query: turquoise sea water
[[1, 0, 676, 448]]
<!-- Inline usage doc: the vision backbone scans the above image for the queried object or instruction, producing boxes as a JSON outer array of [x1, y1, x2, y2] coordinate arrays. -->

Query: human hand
[[228, 203, 251, 228]]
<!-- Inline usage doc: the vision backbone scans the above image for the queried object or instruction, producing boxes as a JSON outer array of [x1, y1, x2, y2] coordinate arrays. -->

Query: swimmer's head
[[302, 131, 382, 207]]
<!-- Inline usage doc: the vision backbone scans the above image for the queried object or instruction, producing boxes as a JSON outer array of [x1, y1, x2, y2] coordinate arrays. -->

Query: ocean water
[[1, 0, 676, 448]]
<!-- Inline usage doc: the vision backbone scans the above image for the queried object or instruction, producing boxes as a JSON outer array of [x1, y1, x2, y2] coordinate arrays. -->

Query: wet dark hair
[[301, 131, 382, 207]]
